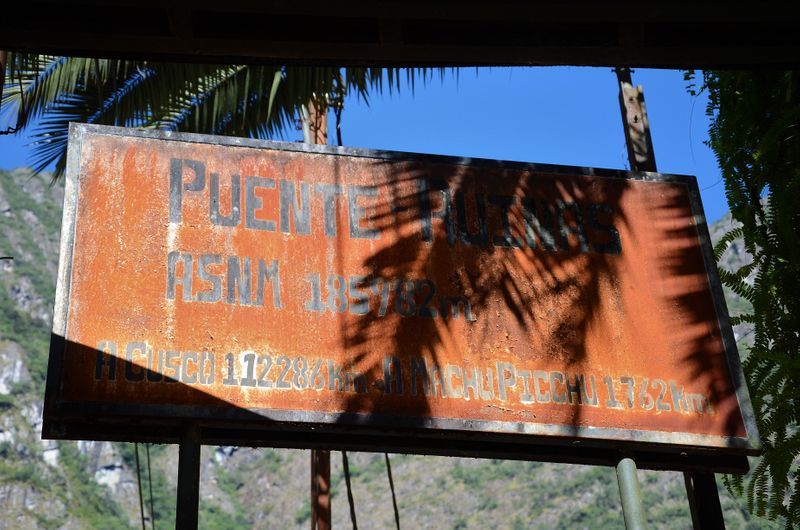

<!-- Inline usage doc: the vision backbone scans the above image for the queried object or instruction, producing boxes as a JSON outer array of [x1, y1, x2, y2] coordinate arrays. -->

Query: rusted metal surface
[[44, 124, 759, 466]]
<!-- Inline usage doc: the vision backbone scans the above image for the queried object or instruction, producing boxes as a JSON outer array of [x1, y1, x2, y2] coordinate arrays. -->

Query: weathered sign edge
[[42, 123, 761, 458]]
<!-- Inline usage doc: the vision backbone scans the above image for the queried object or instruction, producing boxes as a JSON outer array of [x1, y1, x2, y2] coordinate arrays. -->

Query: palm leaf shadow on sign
[[333, 156, 634, 438], [649, 185, 750, 443], [328, 155, 748, 448]]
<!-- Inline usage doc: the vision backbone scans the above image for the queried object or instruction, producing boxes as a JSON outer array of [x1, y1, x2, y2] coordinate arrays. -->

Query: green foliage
[[199, 503, 248, 529], [0, 393, 14, 409], [120, 443, 177, 530], [2, 55, 447, 177], [145, 458, 178, 529], [695, 70, 800, 528], [293, 501, 312, 524], [0, 290, 49, 386], [57, 442, 132, 529]]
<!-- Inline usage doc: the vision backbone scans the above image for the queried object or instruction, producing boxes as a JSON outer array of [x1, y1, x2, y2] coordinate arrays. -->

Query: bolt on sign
[[44, 124, 759, 471]]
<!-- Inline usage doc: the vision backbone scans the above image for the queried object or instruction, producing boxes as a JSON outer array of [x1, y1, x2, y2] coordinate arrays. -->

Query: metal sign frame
[[44, 124, 760, 473]]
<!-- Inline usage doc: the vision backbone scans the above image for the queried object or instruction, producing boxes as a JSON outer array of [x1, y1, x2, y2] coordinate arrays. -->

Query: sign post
[[614, 68, 726, 529], [617, 456, 646, 530], [301, 97, 333, 530], [176, 424, 201, 530]]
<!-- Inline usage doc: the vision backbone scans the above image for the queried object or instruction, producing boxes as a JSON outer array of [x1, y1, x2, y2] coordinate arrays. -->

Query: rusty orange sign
[[44, 124, 758, 469]]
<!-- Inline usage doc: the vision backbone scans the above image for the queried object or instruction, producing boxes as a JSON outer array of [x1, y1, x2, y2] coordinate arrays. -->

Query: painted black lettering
[[125, 342, 146, 382], [349, 276, 369, 315], [348, 185, 379, 239], [95, 340, 117, 380], [418, 179, 455, 245], [445, 365, 463, 398], [222, 352, 238, 386], [310, 359, 325, 390], [584, 375, 599, 406], [279, 180, 311, 235], [328, 360, 345, 391], [478, 368, 495, 400], [394, 281, 417, 317], [521, 199, 556, 250], [462, 367, 480, 400], [410, 357, 430, 396], [620, 376, 635, 408], [169, 158, 205, 224], [670, 381, 688, 412], [489, 195, 522, 248], [292, 357, 309, 389], [654, 379, 672, 411], [604, 376, 623, 409], [517, 369, 533, 403], [256, 259, 282, 308], [429, 365, 447, 398], [455, 191, 489, 246], [587, 203, 622, 254], [566, 374, 583, 405], [181, 352, 198, 384], [257, 355, 274, 388], [166, 251, 192, 302], [687, 393, 708, 414], [346, 371, 367, 393], [147, 349, 163, 382], [314, 183, 343, 237], [415, 279, 438, 318], [383, 356, 404, 395], [209, 172, 241, 226], [240, 352, 257, 387], [533, 370, 550, 403], [557, 201, 589, 252], [639, 377, 655, 410], [245, 176, 276, 231], [550, 372, 567, 403], [371, 278, 391, 316], [440, 296, 476, 321], [496, 362, 516, 401], [226, 256, 252, 305], [276, 356, 292, 389], [199, 352, 215, 385], [197, 254, 222, 303], [327, 274, 349, 313]]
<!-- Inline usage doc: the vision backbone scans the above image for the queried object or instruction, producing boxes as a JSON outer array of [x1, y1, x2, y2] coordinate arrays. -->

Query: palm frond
[[3, 56, 452, 178]]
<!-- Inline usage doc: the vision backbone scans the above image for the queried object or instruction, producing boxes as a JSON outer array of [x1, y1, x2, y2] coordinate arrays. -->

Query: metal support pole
[[684, 472, 725, 530], [302, 95, 330, 530], [617, 457, 647, 530], [615, 67, 657, 173], [614, 67, 726, 530], [310, 448, 331, 530], [176, 425, 201, 530]]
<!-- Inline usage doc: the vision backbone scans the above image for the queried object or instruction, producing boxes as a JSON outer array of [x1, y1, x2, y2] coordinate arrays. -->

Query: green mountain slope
[[0, 167, 776, 529]]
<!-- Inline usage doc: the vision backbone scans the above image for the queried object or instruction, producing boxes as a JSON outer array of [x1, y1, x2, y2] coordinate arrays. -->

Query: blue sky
[[0, 66, 727, 221]]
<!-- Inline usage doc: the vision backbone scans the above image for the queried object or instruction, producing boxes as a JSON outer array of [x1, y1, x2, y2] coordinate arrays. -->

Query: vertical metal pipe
[[684, 472, 725, 529], [617, 457, 647, 530], [176, 425, 201, 530], [300, 104, 312, 144], [613, 68, 726, 529], [615, 67, 657, 173], [310, 448, 331, 530], [302, 97, 331, 530]]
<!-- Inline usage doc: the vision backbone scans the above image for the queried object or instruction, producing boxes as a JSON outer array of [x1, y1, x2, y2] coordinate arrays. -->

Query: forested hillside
[[0, 167, 776, 529]]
